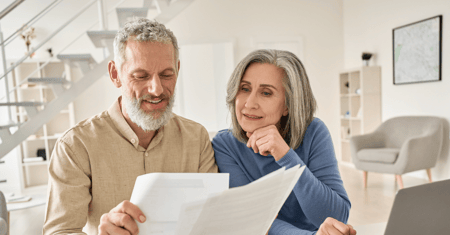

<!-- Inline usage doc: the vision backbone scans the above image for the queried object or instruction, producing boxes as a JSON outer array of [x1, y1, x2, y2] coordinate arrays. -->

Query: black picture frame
[[393, 15, 442, 85]]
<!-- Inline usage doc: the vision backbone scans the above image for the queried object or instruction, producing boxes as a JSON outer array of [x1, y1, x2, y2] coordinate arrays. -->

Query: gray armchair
[[0, 191, 7, 235], [350, 116, 446, 189]]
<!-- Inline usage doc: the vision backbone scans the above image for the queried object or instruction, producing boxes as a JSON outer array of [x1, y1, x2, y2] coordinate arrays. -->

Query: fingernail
[[140, 215, 146, 222]]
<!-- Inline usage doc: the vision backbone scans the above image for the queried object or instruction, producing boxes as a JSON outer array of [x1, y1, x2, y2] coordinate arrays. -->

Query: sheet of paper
[[130, 173, 229, 235], [175, 165, 306, 235]]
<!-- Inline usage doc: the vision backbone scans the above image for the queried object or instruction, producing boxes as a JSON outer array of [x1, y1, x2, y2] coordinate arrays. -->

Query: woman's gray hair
[[113, 18, 179, 74], [227, 49, 317, 149]]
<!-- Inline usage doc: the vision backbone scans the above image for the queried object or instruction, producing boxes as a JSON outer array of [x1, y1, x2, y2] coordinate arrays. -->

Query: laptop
[[384, 179, 450, 235]]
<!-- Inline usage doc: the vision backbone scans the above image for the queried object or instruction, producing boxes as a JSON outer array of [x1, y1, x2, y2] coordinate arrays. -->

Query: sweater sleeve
[[212, 132, 252, 187], [269, 218, 316, 235], [276, 120, 351, 229]]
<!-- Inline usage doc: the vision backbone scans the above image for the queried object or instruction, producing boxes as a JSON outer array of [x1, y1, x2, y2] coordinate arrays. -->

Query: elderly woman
[[212, 49, 352, 235]]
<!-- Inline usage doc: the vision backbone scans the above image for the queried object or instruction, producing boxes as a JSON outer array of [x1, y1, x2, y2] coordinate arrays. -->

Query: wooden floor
[[8, 163, 430, 234]]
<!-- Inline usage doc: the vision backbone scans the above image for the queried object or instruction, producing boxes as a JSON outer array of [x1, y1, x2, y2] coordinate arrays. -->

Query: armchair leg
[[426, 169, 432, 182], [396, 175, 404, 189], [363, 171, 368, 188]]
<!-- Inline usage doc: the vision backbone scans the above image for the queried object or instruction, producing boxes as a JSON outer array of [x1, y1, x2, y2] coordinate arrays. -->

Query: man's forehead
[[125, 39, 174, 51]]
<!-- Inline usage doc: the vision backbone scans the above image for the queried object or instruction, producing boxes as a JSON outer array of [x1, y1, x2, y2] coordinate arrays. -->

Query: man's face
[[117, 40, 179, 131]]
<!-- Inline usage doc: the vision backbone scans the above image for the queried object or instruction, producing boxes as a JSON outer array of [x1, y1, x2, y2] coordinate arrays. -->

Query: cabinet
[[12, 60, 75, 189], [339, 66, 381, 163]]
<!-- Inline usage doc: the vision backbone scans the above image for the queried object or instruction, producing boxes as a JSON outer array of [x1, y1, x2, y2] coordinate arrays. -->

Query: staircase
[[0, 0, 195, 158]]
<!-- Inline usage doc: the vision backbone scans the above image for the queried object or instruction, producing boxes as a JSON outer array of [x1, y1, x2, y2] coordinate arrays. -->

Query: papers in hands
[[175, 165, 305, 235], [130, 165, 305, 235], [130, 173, 229, 235]]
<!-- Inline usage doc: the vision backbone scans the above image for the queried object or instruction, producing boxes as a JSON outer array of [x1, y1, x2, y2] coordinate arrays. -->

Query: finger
[[347, 224, 357, 235], [318, 222, 341, 235], [110, 200, 146, 223], [107, 212, 139, 235], [99, 213, 134, 235], [256, 137, 271, 156], [247, 133, 259, 153], [324, 217, 351, 235]]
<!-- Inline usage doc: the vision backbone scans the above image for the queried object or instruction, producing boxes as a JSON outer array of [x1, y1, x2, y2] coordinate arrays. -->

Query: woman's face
[[235, 63, 288, 133]]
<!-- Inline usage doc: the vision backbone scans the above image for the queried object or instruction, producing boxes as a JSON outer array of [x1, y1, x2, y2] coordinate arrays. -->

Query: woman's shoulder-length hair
[[226, 49, 317, 150]]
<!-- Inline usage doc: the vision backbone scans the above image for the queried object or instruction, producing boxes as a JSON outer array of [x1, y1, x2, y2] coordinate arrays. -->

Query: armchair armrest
[[0, 218, 7, 235], [396, 130, 443, 174]]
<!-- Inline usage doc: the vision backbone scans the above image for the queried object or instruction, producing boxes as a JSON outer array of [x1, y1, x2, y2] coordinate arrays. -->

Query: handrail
[[0, 0, 63, 47], [0, 0, 98, 83], [0, 0, 25, 20], [0, 0, 130, 102]]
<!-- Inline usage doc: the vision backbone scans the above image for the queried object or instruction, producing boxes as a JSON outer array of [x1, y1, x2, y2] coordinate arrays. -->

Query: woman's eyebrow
[[260, 84, 277, 90]]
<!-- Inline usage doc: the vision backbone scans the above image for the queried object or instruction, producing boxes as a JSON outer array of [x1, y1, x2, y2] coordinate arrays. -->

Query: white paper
[[175, 165, 306, 235], [130, 173, 229, 235]]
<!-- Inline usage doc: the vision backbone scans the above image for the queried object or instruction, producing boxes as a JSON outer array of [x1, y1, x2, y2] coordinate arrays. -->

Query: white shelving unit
[[339, 66, 381, 163], [12, 60, 75, 189]]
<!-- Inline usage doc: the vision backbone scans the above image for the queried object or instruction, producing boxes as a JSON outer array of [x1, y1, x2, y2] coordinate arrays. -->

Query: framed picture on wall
[[393, 15, 442, 85]]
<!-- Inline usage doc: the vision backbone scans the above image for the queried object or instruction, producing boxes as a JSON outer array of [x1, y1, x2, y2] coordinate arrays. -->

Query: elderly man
[[43, 18, 356, 235], [43, 18, 217, 235]]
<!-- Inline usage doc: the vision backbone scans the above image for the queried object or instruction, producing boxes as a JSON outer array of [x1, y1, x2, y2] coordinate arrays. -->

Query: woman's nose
[[245, 92, 259, 109], [147, 75, 164, 97]]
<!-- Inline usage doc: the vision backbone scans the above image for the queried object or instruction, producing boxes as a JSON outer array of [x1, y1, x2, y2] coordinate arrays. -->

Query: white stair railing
[[0, 0, 196, 159]]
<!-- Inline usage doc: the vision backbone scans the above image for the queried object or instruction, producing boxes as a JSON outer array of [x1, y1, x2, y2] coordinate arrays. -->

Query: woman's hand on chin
[[246, 125, 290, 161]]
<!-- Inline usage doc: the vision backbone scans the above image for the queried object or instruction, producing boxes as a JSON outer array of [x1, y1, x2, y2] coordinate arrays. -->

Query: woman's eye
[[241, 87, 250, 92], [262, 91, 271, 96]]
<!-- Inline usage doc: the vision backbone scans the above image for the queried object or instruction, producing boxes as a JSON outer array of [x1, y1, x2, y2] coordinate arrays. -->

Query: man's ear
[[177, 60, 181, 74], [108, 60, 121, 88]]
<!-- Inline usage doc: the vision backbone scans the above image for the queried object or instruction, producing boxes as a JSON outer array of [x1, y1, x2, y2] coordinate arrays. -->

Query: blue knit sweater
[[212, 118, 350, 235]]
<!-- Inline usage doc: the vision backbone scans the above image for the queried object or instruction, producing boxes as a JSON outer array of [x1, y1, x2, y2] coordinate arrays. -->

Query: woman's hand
[[246, 125, 290, 161], [317, 217, 356, 235]]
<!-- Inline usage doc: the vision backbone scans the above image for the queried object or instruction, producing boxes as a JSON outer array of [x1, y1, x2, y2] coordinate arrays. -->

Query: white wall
[[167, 0, 344, 152], [343, 0, 450, 180], [1, 0, 344, 157]]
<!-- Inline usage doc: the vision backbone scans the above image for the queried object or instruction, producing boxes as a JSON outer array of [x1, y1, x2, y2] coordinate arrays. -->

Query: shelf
[[340, 94, 361, 98], [340, 117, 361, 121], [19, 85, 51, 90], [339, 66, 381, 163], [22, 161, 48, 166]]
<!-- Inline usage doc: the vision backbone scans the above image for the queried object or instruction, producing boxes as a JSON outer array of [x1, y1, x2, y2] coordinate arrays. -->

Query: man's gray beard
[[123, 94, 174, 132]]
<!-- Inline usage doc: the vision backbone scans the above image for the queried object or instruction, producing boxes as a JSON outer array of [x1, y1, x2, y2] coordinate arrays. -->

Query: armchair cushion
[[357, 148, 400, 164]]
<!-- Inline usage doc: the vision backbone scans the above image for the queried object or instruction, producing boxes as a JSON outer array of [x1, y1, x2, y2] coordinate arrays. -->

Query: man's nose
[[244, 92, 259, 109], [147, 75, 164, 97]]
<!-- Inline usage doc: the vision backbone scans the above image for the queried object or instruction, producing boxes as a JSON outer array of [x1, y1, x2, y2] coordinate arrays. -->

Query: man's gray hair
[[113, 18, 179, 73], [226, 49, 317, 149]]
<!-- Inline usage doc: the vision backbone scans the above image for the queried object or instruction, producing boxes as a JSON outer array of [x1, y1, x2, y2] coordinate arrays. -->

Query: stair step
[[28, 77, 68, 84], [0, 123, 20, 130], [116, 7, 150, 28], [57, 54, 96, 64], [87, 30, 117, 48], [154, 0, 195, 24], [0, 102, 44, 107]]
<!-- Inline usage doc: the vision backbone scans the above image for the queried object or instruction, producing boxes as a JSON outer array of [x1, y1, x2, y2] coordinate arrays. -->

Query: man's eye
[[262, 92, 271, 96], [241, 87, 250, 92]]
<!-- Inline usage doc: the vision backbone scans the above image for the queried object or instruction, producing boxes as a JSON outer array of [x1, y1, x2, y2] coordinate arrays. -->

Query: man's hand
[[98, 200, 146, 235], [317, 217, 357, 235], [246, 125, 290, 161]]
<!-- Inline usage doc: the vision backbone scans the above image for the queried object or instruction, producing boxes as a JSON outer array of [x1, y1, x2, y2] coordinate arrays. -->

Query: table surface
[[354, 222, 387, 235], [6, 194, 46, 211]]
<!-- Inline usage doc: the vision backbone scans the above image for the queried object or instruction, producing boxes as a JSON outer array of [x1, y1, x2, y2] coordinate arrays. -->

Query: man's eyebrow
[[129, 68, 147, 74], [159, 68, 176, 74]]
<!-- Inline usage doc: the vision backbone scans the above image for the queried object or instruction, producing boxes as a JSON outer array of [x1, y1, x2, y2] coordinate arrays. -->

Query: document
[[175, 165, 305, 235], [130, 165, 305, 235], [130, 173, 229, 235]]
